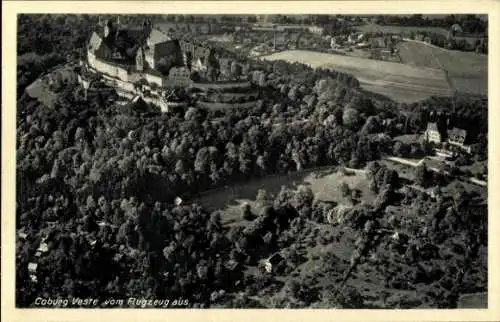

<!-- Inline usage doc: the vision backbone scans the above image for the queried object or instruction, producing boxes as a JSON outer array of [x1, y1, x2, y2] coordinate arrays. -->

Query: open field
[[397, 41, 487, 95], [195, 167, 375, 226], [261, 50, 452, 103], [25, 66, 77, 108]]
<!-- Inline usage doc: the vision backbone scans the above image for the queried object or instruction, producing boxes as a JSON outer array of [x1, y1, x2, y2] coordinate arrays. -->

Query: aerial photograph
[[15, 13, 488, 309]]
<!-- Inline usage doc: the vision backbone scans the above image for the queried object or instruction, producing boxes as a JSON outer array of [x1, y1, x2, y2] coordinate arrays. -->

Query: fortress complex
[[85, 17, 216, 89], [81, 17, 259, 112]]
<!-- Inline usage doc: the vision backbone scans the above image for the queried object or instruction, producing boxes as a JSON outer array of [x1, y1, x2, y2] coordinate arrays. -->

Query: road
[[384, 156, 487, 187]]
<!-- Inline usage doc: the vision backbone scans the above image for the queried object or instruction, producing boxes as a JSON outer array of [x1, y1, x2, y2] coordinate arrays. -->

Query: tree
[[453, 183, 467, 211], [414, 163, 431, 188], [241, 203, 254, 221], [340, 182, 351, 198], [194, 147, 210, 174], [360, 116, 380, 135], [393, 141, 409, 157], [230, 61, 242, 79], [342, 108, 361, 130], [314, 77, 336, 102], [335, 286, 364, 308]]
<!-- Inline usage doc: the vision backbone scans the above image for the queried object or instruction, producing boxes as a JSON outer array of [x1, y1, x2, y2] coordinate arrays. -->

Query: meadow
[[261, 50, 452, 103], [397, 41, 487, 95]]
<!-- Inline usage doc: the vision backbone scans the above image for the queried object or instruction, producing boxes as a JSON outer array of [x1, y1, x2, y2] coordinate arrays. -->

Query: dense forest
[[16, 15, 488, 308]]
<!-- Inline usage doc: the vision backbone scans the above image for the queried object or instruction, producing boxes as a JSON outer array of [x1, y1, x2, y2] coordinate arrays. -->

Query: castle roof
[[88, 32, 105, 53], [116, 28, 149, 45], [147, 28, 171, 47]]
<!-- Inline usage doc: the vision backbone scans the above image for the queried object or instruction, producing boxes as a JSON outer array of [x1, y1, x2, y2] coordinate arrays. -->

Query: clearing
[[195, 166, 375, 226], [25, 66, 78, 108], [261, 50, 452, 103]]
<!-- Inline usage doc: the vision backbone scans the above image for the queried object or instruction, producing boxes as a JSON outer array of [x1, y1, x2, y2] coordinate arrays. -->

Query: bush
[[340, 182, 351, 198]]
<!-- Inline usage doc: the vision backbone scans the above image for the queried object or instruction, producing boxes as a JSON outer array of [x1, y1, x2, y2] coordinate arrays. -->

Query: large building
[[83, 17, 257, 112], [86, 17, 211, 89], [424, 122, 472, 154]]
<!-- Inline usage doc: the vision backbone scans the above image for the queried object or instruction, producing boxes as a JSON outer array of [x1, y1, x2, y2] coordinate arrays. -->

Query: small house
[[174, 196, 183, 206], [447, 127, 471, 154], [37, 242, 49, 253], [447, 127, 467, 146], [28, 262, 38, 273], [263, 253, 284, 273]]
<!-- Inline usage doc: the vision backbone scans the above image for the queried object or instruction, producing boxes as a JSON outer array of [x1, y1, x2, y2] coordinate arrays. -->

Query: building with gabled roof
[[88, 32, 112, 60], [447, 127, 471, 153], [424, 122, 442, 144], [447, 127, 467, 146]]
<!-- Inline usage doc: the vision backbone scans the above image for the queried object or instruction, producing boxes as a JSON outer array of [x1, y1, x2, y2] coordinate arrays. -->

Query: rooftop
[[447, 127, 467, 137]]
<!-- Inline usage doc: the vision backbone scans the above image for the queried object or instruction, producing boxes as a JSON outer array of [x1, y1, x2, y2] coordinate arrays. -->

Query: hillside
[[15, 14, 489, 309]]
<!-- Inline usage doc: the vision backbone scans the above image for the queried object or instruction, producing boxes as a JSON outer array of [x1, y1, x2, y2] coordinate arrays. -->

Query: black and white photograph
[[3, 1, 497, 318]]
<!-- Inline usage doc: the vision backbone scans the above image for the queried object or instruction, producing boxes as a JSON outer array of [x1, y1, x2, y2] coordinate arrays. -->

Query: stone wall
[[88, 52, 129, 82]]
